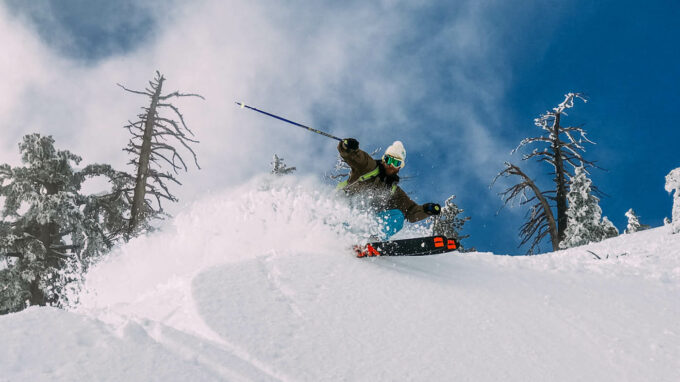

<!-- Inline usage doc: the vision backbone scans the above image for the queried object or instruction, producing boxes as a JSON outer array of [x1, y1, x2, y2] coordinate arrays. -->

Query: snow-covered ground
[[1, 176, 679, 382]]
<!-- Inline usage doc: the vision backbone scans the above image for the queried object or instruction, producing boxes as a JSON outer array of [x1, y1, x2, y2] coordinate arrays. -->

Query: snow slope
[[1, 176, 679, 381]]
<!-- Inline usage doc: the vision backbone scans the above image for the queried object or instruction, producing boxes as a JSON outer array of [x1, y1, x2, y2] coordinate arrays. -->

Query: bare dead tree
[[497, 93, 600, 253], [493, 162, 559, 253], [118, 71, 204, 236]]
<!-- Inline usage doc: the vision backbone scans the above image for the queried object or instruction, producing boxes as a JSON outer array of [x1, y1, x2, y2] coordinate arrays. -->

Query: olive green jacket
[[337, 142, 430, 223]]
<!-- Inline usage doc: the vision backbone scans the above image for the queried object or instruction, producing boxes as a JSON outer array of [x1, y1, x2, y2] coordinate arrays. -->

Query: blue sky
[[1, 0, 678, 254]]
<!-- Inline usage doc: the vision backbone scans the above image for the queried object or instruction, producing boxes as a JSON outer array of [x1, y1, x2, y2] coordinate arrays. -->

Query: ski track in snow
[[1, 176, 679, 381]]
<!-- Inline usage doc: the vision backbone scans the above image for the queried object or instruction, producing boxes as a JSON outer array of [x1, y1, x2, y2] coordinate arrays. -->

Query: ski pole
[[235, 102, 342, 142]]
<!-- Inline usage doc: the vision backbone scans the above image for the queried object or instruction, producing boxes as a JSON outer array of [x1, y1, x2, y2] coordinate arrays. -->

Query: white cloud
[[0, 5, 54, 164], [0, 0, 517, 212]]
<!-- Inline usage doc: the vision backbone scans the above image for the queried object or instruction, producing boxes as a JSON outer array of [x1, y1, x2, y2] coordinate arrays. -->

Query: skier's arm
[[337, 139, 376, 174], [392, 187, 430, 223], [391, 187, 441, 223]]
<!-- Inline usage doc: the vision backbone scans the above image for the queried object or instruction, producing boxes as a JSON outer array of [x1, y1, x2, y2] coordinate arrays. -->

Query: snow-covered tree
[[0, 134, 129, 314], [271, 154, 296, 175], [496, 93, 602, 253], [665, 167, 680, 234], [560, 166, 617, 249], [432, 195, 470, 249], [624, 208, 642, 234], [601, 216, 620, 239], [119, 71, 203, 236]]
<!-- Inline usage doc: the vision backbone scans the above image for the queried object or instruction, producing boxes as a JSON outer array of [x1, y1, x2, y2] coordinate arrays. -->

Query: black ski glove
[[342, 138, 359, 151], [423, 203, 441, 215]]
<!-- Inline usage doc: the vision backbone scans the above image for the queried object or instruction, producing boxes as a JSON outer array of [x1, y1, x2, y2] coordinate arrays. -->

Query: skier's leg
[[376, 209, 405, 240]]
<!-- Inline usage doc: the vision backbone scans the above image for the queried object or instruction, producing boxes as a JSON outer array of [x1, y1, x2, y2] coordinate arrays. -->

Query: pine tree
[[601, 216, 620, 239], [665, 167, 680, 234], [271, 154, 296, 175], [432, 195, 470, 250], [0, 134, 128, 314], [624, 208, 642, 234], [560, 166, 617, 249]]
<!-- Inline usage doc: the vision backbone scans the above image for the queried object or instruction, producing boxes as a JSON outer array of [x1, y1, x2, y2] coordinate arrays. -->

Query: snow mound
[[1, 177, 679, 381], [75, 176, 369, 333]]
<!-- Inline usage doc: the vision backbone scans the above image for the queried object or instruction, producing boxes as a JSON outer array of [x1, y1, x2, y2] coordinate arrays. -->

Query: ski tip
[[235, 101, 245, 109], [355, 244, 381, 258]]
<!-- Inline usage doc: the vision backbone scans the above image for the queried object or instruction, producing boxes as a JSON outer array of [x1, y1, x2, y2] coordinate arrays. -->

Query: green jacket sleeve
[[391, 186, 430, 223], [337, 141, 376, 175]]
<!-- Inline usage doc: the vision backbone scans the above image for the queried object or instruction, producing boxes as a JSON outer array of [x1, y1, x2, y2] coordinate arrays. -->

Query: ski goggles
[[382, 155, 403, 168]]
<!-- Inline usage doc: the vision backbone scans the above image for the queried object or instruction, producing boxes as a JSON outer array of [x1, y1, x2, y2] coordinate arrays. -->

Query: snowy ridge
[[1, 177, 679, 381], [492, 226, 680, 282]]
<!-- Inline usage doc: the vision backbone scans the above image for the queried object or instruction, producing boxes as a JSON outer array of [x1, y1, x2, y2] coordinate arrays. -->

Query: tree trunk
[[552, 113, 568, 243], [30, 182, 61, 306], [129, 75, 165, 233], [28, 280, 46, 306]]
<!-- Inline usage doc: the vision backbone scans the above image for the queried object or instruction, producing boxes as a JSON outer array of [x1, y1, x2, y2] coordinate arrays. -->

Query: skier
[[235, 102, 456, 256], [337, 138, 441, 239]]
